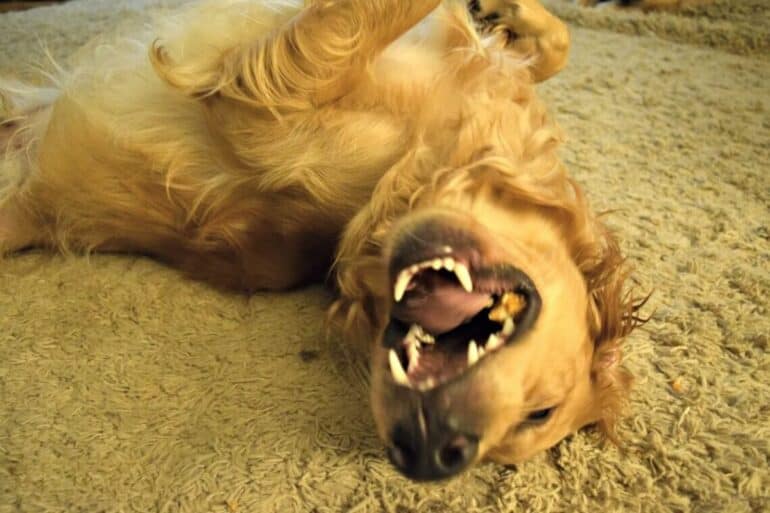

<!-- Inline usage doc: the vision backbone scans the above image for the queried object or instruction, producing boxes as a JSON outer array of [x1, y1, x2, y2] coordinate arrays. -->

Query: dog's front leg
[[470, 0, 570, 81], [153, 0, 442, 110]]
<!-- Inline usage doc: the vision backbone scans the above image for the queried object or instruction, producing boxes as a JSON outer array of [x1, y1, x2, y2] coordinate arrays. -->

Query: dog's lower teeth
[[406, 323, 434, 344], [468, 340, 480, 365], [487, 333, 503, 350], [389, 349, 409, 386], [407, 342, 420, 367], [393, 270, 412, 302], [502, 317, 515, 336], [418, 378, 436, 391]]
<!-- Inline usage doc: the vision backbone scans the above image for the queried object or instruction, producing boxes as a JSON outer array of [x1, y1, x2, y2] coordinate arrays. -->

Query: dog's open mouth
[[384, 252, 541, 391]]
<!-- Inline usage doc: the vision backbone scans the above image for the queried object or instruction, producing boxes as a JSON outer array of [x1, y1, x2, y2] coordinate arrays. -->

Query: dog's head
[[331, 51, 643, 480], [332, 155, 642, 481]]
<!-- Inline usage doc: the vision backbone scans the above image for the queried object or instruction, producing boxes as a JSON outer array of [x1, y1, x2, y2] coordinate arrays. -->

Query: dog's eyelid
[[520, 405, 559, 428]]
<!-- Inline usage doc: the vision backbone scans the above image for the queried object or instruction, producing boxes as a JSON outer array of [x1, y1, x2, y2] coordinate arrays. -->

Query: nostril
[[389, 426, 418, 473], [388, 422, 479, 480], [435, 434, 478, 473]]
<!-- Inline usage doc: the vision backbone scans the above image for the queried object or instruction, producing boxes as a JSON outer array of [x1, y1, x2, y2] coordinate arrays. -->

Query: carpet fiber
[[1, 1, 768, 512]]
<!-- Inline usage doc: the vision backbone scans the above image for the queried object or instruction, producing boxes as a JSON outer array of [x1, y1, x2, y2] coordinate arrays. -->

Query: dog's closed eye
[[522, 406, 556, 427]]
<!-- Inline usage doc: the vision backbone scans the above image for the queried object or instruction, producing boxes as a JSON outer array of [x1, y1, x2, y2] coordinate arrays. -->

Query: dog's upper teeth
[[468, 340, 480, 365], [389, 349, 410, 386], [394, 257, 473, 301], [454, 262, 473, 293]]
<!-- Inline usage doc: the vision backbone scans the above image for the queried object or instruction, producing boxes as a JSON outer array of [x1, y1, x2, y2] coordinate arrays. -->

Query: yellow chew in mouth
[[488, 292, 526, 323]]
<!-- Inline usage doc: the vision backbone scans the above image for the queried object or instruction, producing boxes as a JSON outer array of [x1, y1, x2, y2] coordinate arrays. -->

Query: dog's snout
[[388, 420, 479, 481]]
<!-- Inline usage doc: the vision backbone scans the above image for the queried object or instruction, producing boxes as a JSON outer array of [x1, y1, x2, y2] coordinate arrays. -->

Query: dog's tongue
[[392, 273, 490, 334]]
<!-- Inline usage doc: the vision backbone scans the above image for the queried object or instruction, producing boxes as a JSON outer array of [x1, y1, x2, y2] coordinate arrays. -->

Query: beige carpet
[[1, 1, 768, 512]]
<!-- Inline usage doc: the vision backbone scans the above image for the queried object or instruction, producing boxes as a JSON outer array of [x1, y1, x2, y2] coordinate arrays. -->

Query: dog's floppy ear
[[581, 222, 647, 439]]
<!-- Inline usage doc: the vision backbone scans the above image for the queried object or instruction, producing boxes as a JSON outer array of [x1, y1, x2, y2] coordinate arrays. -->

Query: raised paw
[[470, 0, 557, 39], [468, 0, 570, 82]]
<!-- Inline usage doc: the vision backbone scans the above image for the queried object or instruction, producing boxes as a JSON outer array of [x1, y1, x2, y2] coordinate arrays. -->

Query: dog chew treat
[[488, 292, 526, 323]]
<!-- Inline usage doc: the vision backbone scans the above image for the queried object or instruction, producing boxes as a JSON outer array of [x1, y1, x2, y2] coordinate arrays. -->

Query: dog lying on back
[[0, 0, 642, 481]]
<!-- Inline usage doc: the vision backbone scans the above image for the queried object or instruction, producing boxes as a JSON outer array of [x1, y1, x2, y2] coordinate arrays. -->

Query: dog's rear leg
[[152, 0, 442, 108], [0, 200, 45, 254], [471, 0, 570, 81]]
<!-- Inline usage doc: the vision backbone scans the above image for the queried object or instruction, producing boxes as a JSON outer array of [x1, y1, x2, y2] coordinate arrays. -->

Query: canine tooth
[[454, 263, 473, 293], [468, 340, 479, 365], [486, 333, 503, 351], [394, 270, 412, 302], [443, 258, 455, 271], [389, 350, 409, 385], [431, 258, 443, 270], [502, 317, 515, 336]]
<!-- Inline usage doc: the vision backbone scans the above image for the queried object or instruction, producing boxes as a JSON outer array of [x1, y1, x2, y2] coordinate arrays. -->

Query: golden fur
[[0, 0, 642, 478]]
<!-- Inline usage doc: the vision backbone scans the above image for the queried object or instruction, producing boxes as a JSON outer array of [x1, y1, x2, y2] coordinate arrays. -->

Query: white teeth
[[406, 341, 420, 366], [418, 378, 436, 391], [406, 324, 434, 344], [394, 270, 412, 302], [393, 256, 474, 302], [468, 340, 479, 365], [478, 345, 486, 357], [486, 333, 504, 351], [389, 349, 409, 386], [454, 263, 473, 293], [502, 317, 515, 336]]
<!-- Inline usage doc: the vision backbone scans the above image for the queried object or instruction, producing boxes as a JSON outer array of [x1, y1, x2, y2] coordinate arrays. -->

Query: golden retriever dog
[[0, 0, 643, 480]]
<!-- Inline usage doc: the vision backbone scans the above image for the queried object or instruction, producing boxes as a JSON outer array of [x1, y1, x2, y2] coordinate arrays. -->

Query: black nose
[[388, 423, 479, 481]]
